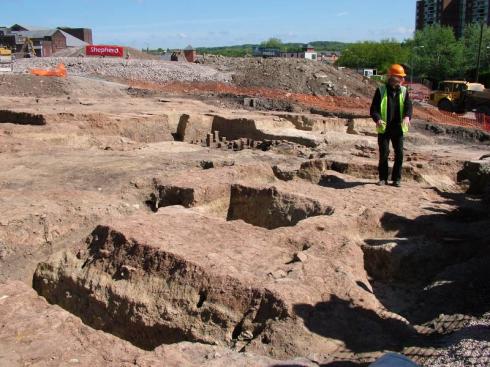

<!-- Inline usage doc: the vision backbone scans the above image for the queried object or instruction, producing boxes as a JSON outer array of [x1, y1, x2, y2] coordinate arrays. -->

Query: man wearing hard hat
[[370, 64, 413, 187]]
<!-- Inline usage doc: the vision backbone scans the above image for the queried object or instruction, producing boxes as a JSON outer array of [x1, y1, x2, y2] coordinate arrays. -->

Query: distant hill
[[195, 41, 350, 57], [195, 44, 256, 57], [309, 41, 351, 51]]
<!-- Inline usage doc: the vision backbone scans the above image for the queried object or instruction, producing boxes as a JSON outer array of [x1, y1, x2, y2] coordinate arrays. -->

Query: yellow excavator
[[19, 37, 36, 58], [429, 80, 490, 115]]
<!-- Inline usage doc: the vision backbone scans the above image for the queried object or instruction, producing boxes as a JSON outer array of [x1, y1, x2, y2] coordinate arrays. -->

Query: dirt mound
[[19, 54, 376, 100], [202, 56, 376, 98], [0, 74, 129, 99], [125, 47, 162, 60], [128, 80, 372, 116], [0, 73, 69, 97], [13, 57, 231, 84]]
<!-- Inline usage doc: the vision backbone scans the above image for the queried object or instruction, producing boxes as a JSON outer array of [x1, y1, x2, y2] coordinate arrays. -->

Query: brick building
[[319, 51, 341, 63], [58, 27, 93, 44], [0, 24, 90, 57], [0, 28, 66, 57], [416, 0, 490, 37], [18, 30, 67, 57]]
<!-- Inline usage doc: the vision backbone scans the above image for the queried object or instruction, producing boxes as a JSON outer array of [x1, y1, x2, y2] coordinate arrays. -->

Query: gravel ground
[[13, 57, 232, 84], [429, 314, 490, 367]]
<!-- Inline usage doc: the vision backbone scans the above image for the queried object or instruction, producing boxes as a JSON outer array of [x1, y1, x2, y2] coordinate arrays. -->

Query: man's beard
[[388, 78, 401, 90]]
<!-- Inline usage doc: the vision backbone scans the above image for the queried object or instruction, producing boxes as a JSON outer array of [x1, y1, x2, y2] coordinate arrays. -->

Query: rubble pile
[[202, 56, 376, 97], [13, 57, 232, 84], [14, 55, 375, 99]]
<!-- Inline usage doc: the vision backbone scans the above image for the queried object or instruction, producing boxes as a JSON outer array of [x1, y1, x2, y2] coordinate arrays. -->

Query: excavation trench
[[361, 204, 490, 284], [360, 204, 490, 327], [272, 158, 427, 186], [210, 116, 321, 147], [226, 184, 334, 229], [173, 113, 360, 148], [148, 185, 196, 211], [149, 182, 335, 230], [33, 224, 289, 350], [0, 110, 46, 125], [298, 158, 424, 184]]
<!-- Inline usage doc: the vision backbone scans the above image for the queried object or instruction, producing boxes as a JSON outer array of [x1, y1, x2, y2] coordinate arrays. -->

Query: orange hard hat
[[388, 64, 406, 77]]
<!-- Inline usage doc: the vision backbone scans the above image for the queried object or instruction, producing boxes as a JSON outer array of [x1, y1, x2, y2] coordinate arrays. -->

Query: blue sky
[[1, 0, 417, 48]]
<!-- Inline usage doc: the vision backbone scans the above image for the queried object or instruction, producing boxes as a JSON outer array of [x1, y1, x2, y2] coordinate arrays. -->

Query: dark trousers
[[378, 133, 404, 182]]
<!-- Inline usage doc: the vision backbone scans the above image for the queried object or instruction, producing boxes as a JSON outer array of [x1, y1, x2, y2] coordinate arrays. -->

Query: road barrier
[[476, 112, 490, 131], [30, 63, 67, 77], [421, 110, 490, 132]]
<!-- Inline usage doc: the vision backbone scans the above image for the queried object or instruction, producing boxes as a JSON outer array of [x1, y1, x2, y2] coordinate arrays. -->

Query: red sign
[[85, 45, 124, 57]]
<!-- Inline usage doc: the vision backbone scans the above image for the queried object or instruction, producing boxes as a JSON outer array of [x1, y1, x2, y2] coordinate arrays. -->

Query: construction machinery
[[429, 80, 490, 114], [19, 37, 36, 58], [0, 46, 13, 72], [0, 47, 12, 56]]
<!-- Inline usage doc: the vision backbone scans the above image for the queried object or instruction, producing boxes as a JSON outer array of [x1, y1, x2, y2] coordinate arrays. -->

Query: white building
[[281, 44, 317, 61]]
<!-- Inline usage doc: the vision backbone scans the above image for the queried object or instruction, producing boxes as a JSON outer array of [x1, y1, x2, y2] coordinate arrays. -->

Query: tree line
[[194, 39, 349, 58], [337, 24, 490, 87]]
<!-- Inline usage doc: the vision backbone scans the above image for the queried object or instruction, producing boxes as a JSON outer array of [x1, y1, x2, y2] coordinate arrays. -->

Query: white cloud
[[336, 12, 349, 17], [273, 31, 300, 40], [395, 27, 415, 35], [367, 26, 415, 40]]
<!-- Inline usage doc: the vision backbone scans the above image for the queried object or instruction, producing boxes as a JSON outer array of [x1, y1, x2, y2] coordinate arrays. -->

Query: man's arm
[[403, 90, 413, 120], [370, 88, 382, 123]]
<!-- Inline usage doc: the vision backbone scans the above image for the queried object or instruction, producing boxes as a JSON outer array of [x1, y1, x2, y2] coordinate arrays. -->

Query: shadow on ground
[[371, 188, 490, 325], [318, 175, 371, 190], [291, 188, 490, 364], [270, 363, 368, 367], [293, 295, 415, 354]]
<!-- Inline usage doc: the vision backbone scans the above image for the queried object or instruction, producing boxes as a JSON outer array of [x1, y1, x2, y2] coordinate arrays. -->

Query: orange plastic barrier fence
[[428, 110, 490, 132], [30, 63, 67, 77], [476, 112, 490, 132]]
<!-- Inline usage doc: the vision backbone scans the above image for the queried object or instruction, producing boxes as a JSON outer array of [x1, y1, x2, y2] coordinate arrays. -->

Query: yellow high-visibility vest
[[377, 85, 408, 135]]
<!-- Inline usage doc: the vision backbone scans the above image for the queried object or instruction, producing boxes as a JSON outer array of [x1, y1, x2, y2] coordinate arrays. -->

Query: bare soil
[[0, 73, 489, 367], [201, 56, 376, 98]]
